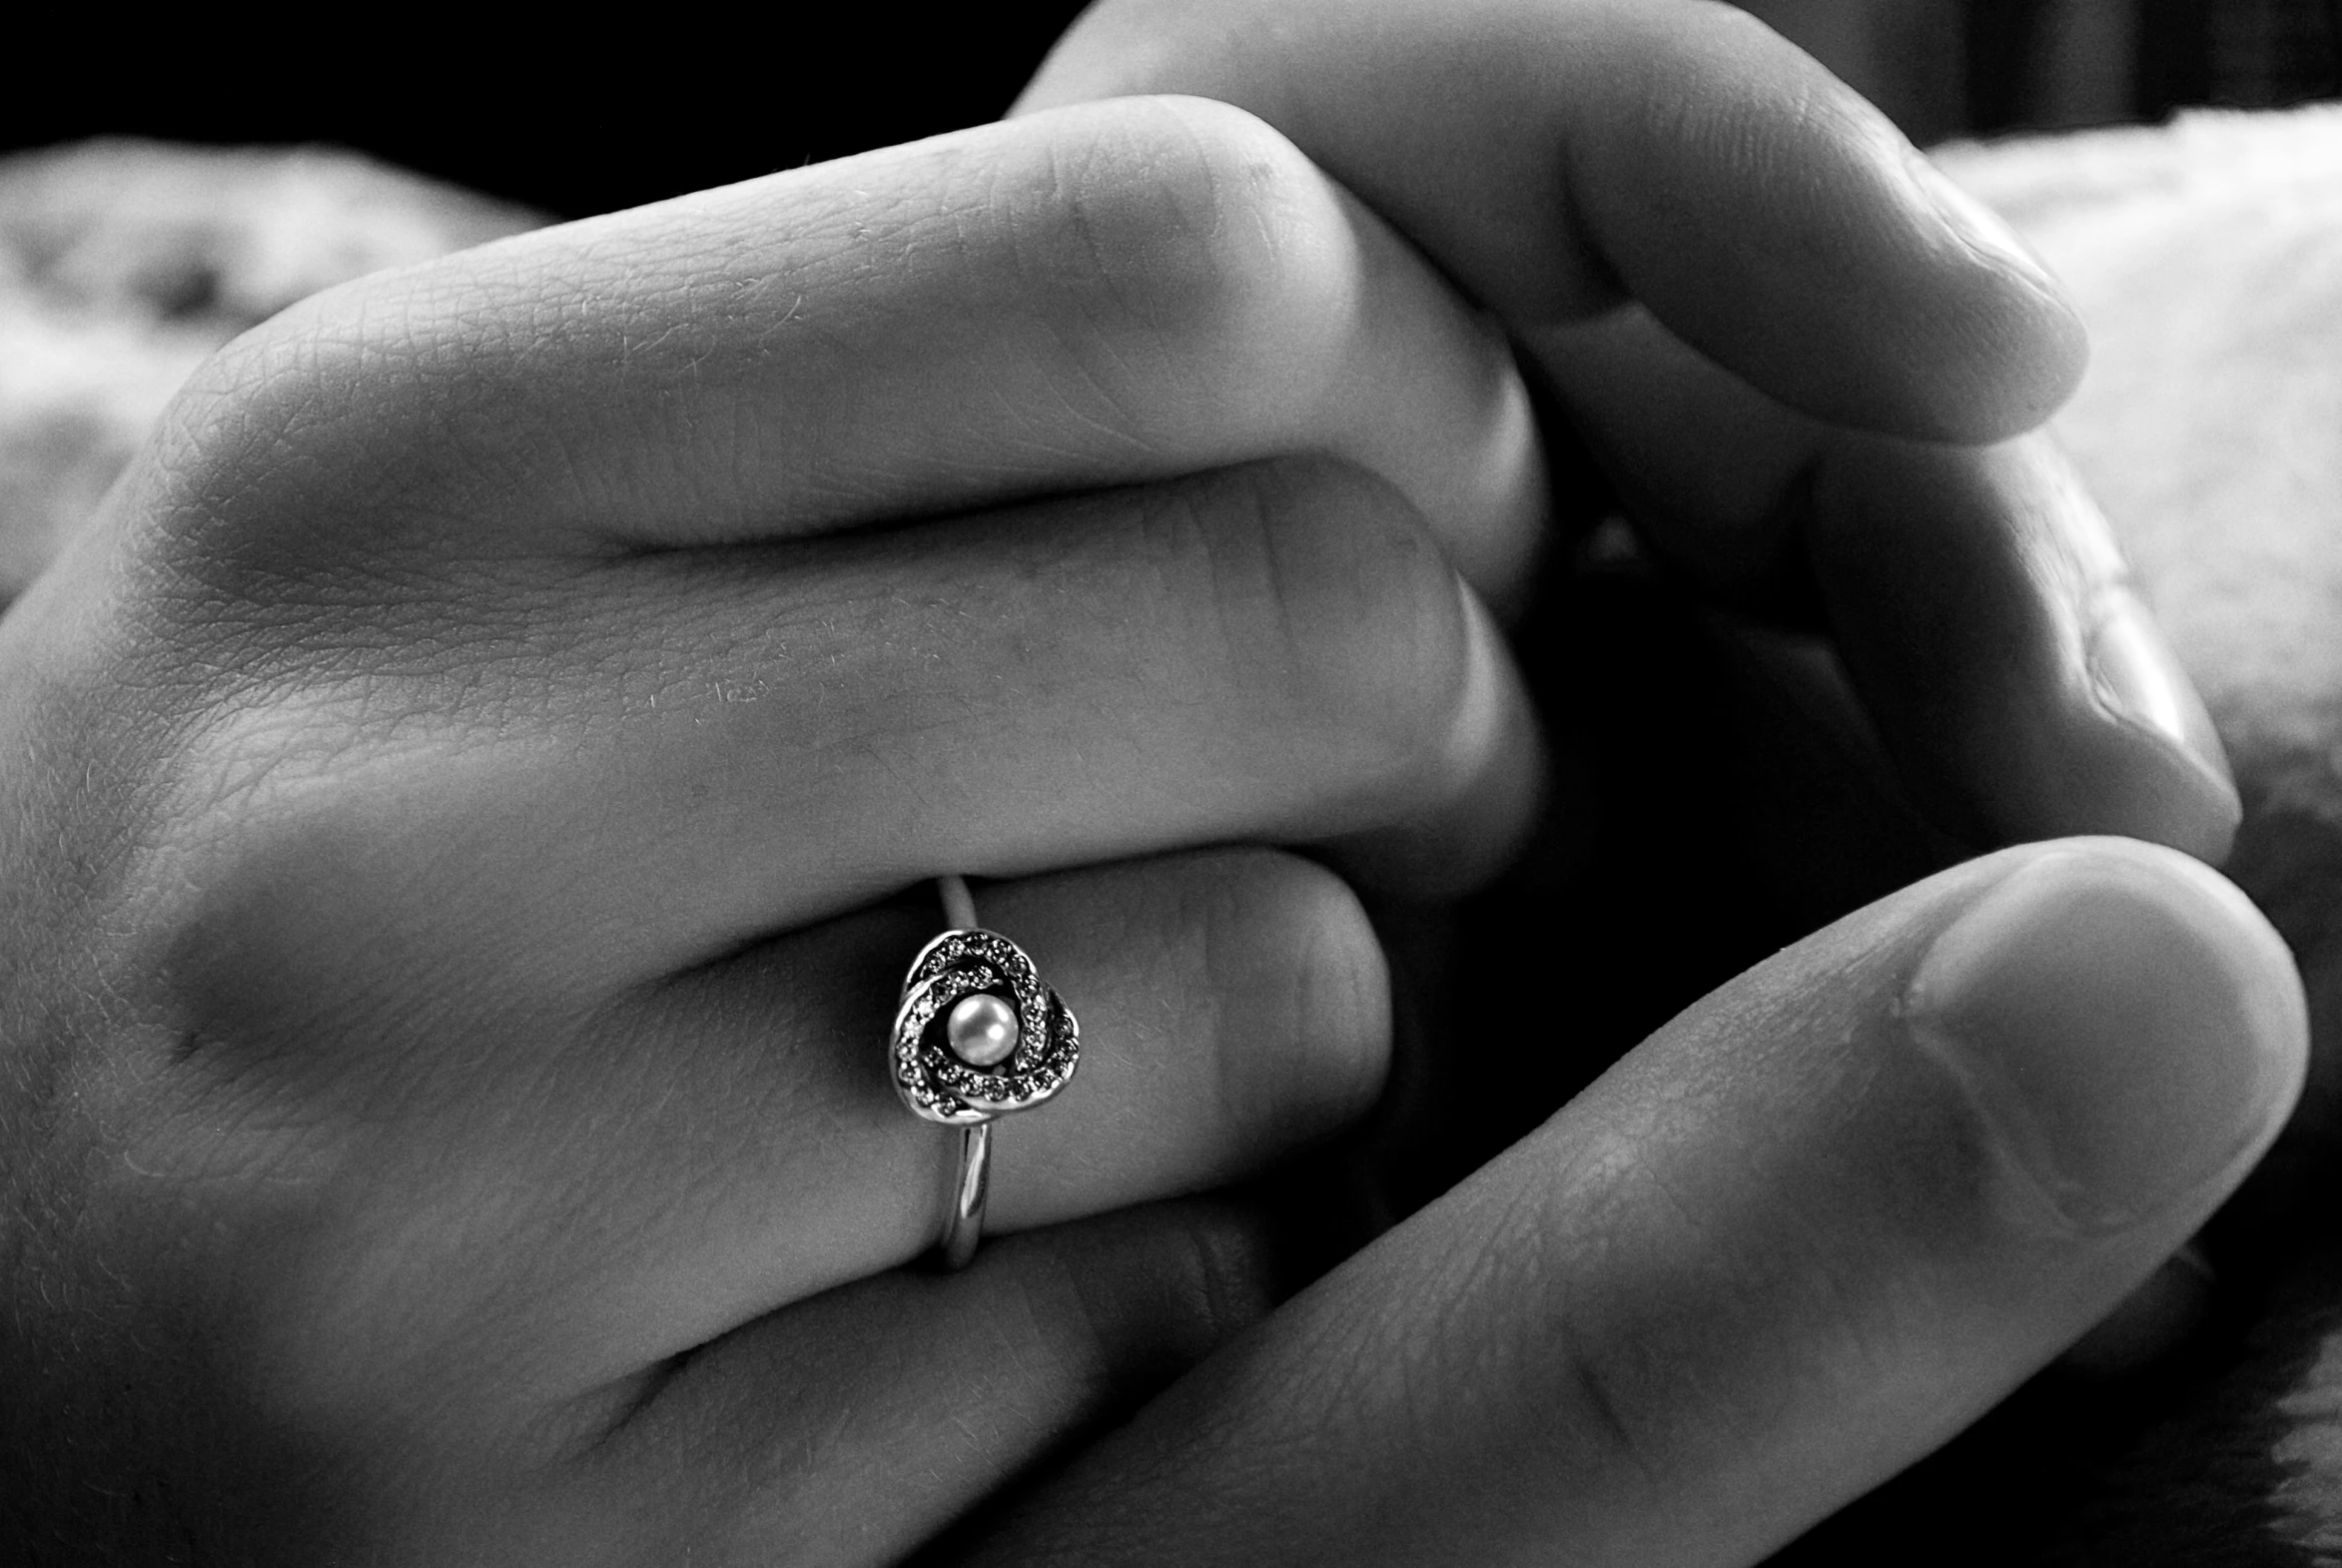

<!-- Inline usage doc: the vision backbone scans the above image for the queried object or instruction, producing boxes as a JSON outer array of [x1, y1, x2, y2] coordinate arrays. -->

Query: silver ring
[[891, 875, 1081, 1268]]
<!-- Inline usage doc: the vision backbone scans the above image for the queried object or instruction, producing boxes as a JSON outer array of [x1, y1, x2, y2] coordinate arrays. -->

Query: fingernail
[[1904, 845, 2304, 1235], [1901, 146, 2065, 301], [2088, 592, 2236, 795]]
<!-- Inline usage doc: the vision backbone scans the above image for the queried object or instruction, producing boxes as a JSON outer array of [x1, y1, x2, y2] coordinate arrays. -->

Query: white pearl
[[947, 993, 1020, 1068]]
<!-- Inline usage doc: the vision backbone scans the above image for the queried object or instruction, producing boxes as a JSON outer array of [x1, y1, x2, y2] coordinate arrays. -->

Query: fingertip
[[1811, 435, 2237, 863], [1028, 0, 2088, 445], [1892, 146, 2092, 441], [1579, 17, 2087, 442], [1867, 284, 2089, 446], [2076, 594, 2242, 864], [2066, 727, 2241, 870], [1906, 839, 2306, 1240]]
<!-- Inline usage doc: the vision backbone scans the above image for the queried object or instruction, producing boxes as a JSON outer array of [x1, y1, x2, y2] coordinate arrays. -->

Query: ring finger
[[205, 847, 1393, 1425]]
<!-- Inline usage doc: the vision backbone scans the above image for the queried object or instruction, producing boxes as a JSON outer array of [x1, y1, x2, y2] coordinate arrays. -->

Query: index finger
[[151, 97, 1544, 600], [1018, 0, 2085, 443]]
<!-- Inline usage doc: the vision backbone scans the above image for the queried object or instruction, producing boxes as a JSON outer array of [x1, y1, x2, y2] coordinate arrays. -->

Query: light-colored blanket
[[1935, 108, 2342, 1565]]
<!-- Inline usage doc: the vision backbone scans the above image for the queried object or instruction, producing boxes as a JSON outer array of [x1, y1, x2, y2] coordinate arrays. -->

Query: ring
[[891, 874, 1081, 1268]]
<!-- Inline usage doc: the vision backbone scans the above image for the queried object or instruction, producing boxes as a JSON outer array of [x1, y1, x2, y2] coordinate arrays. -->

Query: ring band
[[940, 1122, 991, 1271], [892, 874, 1081, 1268]]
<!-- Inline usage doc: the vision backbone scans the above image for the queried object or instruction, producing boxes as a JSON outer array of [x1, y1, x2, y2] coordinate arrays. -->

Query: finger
[[1538, 311, 2238, 860], [947, 838, 2306, 1566], [155, 94, 1545, 602], [1021, 0, 2231, 862], [170, 458, 1542, 987], [1811, 434, 2237, 860], [535, 1202, 1281, 1568], [1701, 622, 2231, 1378], [2059, 1242, 2217, 1376], [223, 850, 1387, 1416], [1019, 0, 2085, 441]]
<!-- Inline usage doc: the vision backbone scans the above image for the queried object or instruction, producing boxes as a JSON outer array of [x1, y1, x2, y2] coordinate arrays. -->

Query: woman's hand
[[0, 95, 1550, 1561]]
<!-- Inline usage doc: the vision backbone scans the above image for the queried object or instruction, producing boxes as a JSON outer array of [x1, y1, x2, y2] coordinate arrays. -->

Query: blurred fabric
[[1974, 0, 2342, 129], [1749, 0, 2342, 144]]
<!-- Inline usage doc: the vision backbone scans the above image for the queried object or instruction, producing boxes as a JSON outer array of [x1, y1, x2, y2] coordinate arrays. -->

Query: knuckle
[[1491, 1133, 1902, 1496], [1186, 458, 1477, 791], [1016, 96, 1347, 365], [1473, 1149, 1708, 1487], [150, 303, 396, 525], [138, 264, 516, 583]]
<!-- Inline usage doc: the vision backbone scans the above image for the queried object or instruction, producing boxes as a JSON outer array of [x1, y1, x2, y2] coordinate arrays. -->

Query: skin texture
[[0, 100, 1554, 1561], [0, 6, 2305, 1564], [950, 841, 2303, 1568]]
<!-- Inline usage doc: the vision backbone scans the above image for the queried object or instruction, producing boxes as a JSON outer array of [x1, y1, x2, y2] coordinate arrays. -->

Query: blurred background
[[1762, 0, 2342, 143], [2, 1, 2338, 217]]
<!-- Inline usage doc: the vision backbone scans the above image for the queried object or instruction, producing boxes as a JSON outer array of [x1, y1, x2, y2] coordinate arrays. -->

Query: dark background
[[0, 8, 1095, 219], [5, 1, 2338, 220]]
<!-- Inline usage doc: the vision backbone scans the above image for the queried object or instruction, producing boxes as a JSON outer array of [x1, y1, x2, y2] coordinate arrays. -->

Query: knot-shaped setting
[[891, 927, 1079, 1126]]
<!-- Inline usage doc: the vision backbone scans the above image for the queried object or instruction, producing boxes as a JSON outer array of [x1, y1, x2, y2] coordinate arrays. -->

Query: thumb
[[947, 839, 2305, 1567]]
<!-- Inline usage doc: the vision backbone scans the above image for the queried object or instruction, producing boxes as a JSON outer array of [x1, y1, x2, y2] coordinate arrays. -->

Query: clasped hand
[[0, 3, 2306, 1563]]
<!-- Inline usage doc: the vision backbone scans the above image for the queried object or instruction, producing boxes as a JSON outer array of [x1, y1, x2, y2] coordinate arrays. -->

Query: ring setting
[[892, 876, 1080, 1266], [891, 925, 1080, 1124]]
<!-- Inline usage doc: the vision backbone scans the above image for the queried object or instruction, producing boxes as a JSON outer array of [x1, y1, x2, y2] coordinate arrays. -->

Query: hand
[[946, 839, 2303, 1566], [0, 12, 2276, 1568], [1021, 0, 2240, 860], [1024, 0, 2261, 1377], [976, 0, 2307, 1557], [0, 95, 1552, 1561], [1779, 110, 2342, 1564]]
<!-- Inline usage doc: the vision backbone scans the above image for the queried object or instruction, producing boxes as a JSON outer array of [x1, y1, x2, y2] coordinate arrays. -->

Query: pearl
[[946, 993, 1020, 1068]]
